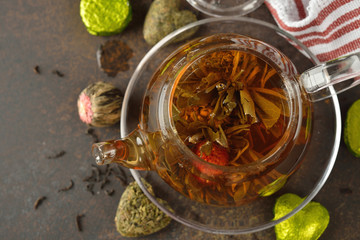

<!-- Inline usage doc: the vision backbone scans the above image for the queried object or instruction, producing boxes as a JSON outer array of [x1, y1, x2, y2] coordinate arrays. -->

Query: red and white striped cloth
[[265, 0, 360, 62]]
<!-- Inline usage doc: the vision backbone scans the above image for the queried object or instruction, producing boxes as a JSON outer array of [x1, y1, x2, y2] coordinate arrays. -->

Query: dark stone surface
[[0, 1, 359, 239]]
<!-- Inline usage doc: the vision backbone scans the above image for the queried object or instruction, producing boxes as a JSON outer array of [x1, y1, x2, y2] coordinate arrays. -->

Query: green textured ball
[[274, 193, 330, 240], [143, 0, 197, 45], [115, 179, 173, 237], [80, 0, 132, 36]]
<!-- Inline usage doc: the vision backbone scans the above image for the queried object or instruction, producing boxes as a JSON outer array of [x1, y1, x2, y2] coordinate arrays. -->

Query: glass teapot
[[92, 24, 360, 207]]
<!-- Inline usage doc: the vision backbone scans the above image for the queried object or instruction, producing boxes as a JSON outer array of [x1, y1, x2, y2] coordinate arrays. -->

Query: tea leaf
[[261, 67, 277, 87], [258, 175, 287, 197], [243, 149, 263, 163], [230, 51, 241, 78], [229, 136, 249, 150], [172, 104, 181, 122], [246, 65, 261, 86], [233, 69, 245, 82], [251, 91, 281, 129], [249, 87, 287, 100], [217, 125, 229, 148], [225, 124, 251, 136], [198, 140, 212, 156], [211, 91, 226, 120], [188, 132, 203, 144], [240, 55, 258, 83], [260, 63, 268, 87], [251, 87, 290, 118], [229, 137, 249, 162], [240, 89, 257, 123], [233, 182, 250, 202], [202, 127, 228, 148], [204, 72, 222, 93], [223, 88, 237, 116]]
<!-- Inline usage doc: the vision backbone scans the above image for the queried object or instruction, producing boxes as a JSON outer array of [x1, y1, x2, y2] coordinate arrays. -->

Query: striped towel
[[265, 0, 360, 62]]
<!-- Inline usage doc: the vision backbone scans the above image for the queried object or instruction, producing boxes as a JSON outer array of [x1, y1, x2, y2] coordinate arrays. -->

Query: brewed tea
[[150, 47, 309, 206], [172, 49, 289, 165]]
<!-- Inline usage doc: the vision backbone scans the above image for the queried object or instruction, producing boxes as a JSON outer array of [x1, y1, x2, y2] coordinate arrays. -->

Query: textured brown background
[[1, 0, 360, 239]]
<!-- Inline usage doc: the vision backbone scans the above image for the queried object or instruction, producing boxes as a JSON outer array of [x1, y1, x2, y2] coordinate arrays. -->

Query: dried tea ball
[[143, 0, 198, 46], [115, 179, 172, 237], [77, 82, 123, 127], [80, 0, 132, 36]]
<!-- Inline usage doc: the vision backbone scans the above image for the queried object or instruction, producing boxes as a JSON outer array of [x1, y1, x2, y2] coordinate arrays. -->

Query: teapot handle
[[299, 52, 360, 102]]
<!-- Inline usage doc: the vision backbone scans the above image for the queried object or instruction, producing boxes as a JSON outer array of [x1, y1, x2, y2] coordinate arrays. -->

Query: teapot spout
[[91, 128, 154, 170]]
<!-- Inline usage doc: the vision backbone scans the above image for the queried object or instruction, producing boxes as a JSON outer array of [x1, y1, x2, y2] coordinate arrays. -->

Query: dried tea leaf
[[115, 179, 172, 237], [252, 91, 281, 129]]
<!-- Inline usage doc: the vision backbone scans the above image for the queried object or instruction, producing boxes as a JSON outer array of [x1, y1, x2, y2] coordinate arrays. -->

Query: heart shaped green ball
[[274, 193, 330, 240]]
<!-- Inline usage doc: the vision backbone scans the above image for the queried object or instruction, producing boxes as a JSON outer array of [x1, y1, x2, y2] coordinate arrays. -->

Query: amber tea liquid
[[141, 37, 311, 206]]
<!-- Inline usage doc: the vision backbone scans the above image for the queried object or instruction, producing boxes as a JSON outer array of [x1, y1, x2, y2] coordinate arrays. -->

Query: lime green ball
[[80, 0, 132, 36], [344, 99, 360, 158]]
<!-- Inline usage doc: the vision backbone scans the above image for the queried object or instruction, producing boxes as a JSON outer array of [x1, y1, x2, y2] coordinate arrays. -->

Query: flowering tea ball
[[77, 82, 123, 127]]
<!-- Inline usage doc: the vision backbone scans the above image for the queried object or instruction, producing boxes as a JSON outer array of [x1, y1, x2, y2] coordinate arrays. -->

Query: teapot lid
[[186, 0, 264, 17]]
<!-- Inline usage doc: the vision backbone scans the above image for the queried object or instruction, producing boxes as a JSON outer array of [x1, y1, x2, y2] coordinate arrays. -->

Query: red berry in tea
[[192, 141, 229, 185]]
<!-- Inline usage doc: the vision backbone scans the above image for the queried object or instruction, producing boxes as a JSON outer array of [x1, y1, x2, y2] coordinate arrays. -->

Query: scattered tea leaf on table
[[274, 193, 330, 240]]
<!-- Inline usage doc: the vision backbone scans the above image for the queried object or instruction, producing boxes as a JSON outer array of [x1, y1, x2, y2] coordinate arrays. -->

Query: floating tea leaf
[[258, 176, 287, 197], [252, 91, 281, 129], [240, 88, 256, 123], [115, 179, 172, 237]]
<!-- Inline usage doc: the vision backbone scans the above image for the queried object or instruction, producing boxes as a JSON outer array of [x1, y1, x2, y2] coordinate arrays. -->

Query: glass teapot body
[[93, 33, 312, 206]]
